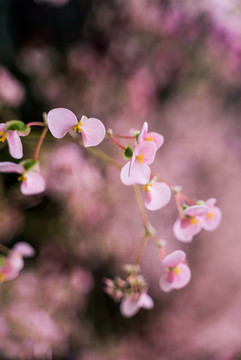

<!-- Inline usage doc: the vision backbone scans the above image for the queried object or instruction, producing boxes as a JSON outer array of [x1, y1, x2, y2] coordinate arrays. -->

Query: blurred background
[[0, 0, 241, 359]]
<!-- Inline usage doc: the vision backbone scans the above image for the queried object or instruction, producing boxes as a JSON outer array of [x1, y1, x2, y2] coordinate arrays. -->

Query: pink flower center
[[73, 121, 83, 133], [207, 212, 214, 218], [142, 183, 152, 192], [145, 135, 153, 141], [0, 272, 5, 282], [189, 217, 199, 225], [0, 131, 6, 143], [17, 173, 27, 182], [173, 266, 183, 275], [136, 154, 144, 163]]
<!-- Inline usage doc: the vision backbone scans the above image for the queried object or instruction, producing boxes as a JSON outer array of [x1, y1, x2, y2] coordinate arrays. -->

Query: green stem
[[69, 132, 122, 170]]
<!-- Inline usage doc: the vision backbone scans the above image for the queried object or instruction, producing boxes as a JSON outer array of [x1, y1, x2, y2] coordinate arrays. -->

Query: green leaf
[[5, 120, 31, 135], [123, 144, 133, 160], [19, 159, 38, 172], [135, 131, 140, 144], [0, 256, 5, 267]]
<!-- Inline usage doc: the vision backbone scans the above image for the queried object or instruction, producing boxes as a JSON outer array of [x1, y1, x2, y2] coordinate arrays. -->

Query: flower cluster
[[174, 197, 222, 242], [104, 265, 154, 318], [120, 122, 171, 211], [0, 108, 221, 318]]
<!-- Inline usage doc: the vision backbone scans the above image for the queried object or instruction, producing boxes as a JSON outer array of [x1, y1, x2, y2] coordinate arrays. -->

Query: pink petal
[[6, 131, 23, 159], [139, 293, 154, 309], [20, 171, 45, 195], [160, 263, 191, 292], [183, 205, 209, 217], [0, 161, 24, 173], [120, 297, 141, 318], [12, 242, 35, 257], [162, 250, 186, 268], [170, 263, 191, 289], [159, 276, 173, 292], [138, 122, 148, 143], [144, 182, 171, 211], [0, 123, 6, 132], [81, 117, 106, 147], [205, 198, 217, 207], [134, 141, 156, 165], [47, 108, 77, 139], [120, 161, 151, 185], [146, 131, 164, 150], [199, 206, 222, 231], [173, 217, 202, 242], [3, 253, 24, 280]]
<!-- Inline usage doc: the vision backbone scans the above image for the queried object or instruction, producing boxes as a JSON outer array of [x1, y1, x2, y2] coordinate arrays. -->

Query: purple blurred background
[[0, 0, 241, 359]]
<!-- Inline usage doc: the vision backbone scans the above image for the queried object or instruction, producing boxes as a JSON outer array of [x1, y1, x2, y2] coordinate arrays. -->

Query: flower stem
[[134, 237, 148, 266], [109, 135, 126, 150], [69, 132, 122, 170], [27, 122, 46, 127], [34, 126, 48, 161], [111, 134, 135, 139], [132, 185, 160, 265]]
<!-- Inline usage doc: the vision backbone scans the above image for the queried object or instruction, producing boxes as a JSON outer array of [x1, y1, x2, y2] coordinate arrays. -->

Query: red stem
[[111, 134, 136, 139], [34, 126, 48, 160], [109, 135, 126, 150], [27, 122, 46, 127], [181, 193, 196, 206]]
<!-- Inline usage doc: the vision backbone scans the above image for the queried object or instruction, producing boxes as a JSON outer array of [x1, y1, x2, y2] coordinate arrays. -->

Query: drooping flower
[[0, 66, 25, 107], [198, 198, 222, 231], [173, 204, 209, 242], [0, 160, 45, 195], [120, 141, 156, 185], [120, 291, 154, 318], [47, 108, 106, 147], [142, 177, 171, 211], [138, 122, 164, 150], [0, 242, 35, 282], [0, 121, 30, 159], [160, 250, 191, 292]]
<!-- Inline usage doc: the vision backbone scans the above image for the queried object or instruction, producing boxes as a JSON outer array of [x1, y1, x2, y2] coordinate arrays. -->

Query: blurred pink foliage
[[0, 0, 241, 358]]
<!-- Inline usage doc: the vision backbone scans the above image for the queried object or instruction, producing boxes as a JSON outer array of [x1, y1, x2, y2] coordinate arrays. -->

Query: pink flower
[[0, 242, 35, 282], [0, 161, 45, 195], [0, 122, 30, 159], [142, 177, 171, 211], [47, 108, 106, 147], [120, 292, 154, 317], [198, 198, 222, 231], [160, 250, 191, 292], [173, 204, 209, 242], [138, 122, 164, 150], [0, 66, 25, 107], [120, 141, 156, 185]]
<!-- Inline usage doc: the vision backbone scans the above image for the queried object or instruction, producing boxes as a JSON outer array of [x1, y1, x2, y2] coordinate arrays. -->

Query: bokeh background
[[0, 0, 241, 359]]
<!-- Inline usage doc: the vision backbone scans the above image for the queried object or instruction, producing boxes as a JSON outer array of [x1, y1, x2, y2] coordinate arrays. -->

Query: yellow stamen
[[142, 183, 152, 192], [145, 135, 153, 141], [73, 121, 83, 133], [0, 273, 5, 282], [136, 154, 144, 163], [17, 173, 27, 182], [173, 266, 183, 275], [0, 131, 6, 143], [207, 212, 214, 218], [189, 217, 199, 225]]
